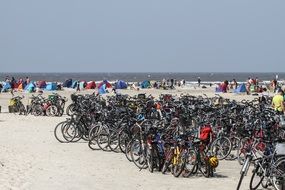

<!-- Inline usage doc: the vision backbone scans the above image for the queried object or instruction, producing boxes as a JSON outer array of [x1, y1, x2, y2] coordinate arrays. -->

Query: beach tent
[[98, 84, 107, 94], [86, 81, 96, 89], [12, 82, 19, 89], [79, 81, 87, 89], [25, 82, 36, 92], [115, 80, 128, 89], [37, 81, 47, 89], [72, 81, 78, 89], [234, 84, 246, 93], [17, 82, 24, 91], [45, 82, 57, 91], [140, 80, 151, 89], [98, 80, 112, 89], [1, 82, 11, 92], [63, 79, 73, 88], [215, 86, 223, 93]]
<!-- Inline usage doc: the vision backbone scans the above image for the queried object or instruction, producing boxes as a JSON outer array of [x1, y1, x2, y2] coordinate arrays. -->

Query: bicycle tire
[[118, 130, 129, 153], [62, 122, 78, 143], [249, 164, 264, 190], [237, 137, 250, 165], [54, 121, 69, 143], [125, 140, 133, 162], [146, 147, 154, 173], [66, 104, 75, 116], [272, 158, 285, 190], [211, 137, 232, 160], [108, 129, 120, 152], [182, 149, 198, 178], [130, 139, 147, 169], [97, 129, 111, 151]]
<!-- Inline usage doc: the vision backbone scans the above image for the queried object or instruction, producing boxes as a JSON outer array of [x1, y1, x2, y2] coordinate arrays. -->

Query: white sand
[[0, 88, 267, 190]]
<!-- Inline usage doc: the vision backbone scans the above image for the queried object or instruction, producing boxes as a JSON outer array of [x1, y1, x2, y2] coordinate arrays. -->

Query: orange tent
[[18, 83, 23, 91]]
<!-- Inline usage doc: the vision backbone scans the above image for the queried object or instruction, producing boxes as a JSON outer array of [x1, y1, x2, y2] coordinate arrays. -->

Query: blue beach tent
[[140, 80, 151, 89], [25, 82, 36, 92], [98, 84, 107, 95], [63, 79, 73, 88], [45, 82, 57, 91], [115, 80, 128, 89], [2, 82, 11, 92], [72, 81, 78, 89], [234, 84, 246, 93]]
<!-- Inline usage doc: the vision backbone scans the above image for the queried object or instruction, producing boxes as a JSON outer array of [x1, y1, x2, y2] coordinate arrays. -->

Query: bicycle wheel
[[161, 146, 174, 174], [200, 157, 211, 178], [125, 140, 133, 162], [97, 128, 111, 151], [46, 105, 58, 117], [130, 139, 147, 169], [18, 102, 27, 115], [62, 122, 78, 143], [66, 104, 76, 116], [210, 137, 232, 160], [146, 146, 154, 173], [54, 121, 69, 143], [108, 129, 120, 152], [249, 164, 264, 190], [237, 137, 250, 165], [118, 130, 129, 153], [88, 125, 100, 150], [227, 136, 240, 160], [272, 158, 285, 190], [33, 105, 43, 116], [172, 150, 186, 177], [182, 149, 198, 178]]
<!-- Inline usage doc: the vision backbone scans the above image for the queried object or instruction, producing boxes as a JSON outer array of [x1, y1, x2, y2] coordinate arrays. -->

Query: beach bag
[[200, 125, 212, 141], [9, 99, 16, 106]]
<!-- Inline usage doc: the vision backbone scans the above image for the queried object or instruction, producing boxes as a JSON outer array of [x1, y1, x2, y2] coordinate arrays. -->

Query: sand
[[0, 87, 271, 190]]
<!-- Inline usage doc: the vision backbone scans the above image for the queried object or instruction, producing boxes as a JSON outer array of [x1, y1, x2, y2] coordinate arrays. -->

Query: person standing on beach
[[197, 77, 201, 87], [232, 79, 238, 89], [272, 79, 278, 92], [26, 77, 30, 84], [272, 89, 285, 115], [76, 82, 80, 92], [170, 79, 174, 89]]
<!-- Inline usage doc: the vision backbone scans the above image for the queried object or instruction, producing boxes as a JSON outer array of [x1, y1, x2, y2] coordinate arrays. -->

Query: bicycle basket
[[276, 143, 285, 155]]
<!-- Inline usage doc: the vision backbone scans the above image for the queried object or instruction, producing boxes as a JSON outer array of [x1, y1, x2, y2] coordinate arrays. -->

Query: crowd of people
[[151, 78, 186, 90], [215, 76, 282, 95], [0, 76, 31, 93]]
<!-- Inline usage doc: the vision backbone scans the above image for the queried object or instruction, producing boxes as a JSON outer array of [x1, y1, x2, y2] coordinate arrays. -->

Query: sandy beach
[[0, 87, 271, 190]]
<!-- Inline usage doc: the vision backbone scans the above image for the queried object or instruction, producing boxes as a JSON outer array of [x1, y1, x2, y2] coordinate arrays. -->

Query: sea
[[0, 72, 283, 84]]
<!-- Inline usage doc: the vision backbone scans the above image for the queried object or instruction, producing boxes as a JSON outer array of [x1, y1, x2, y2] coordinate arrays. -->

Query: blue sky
[[0, 0, 284, 72]]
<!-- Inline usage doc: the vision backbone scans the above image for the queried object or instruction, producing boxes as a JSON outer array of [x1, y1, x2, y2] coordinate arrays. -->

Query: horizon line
[[0, 71, 283, 74]]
